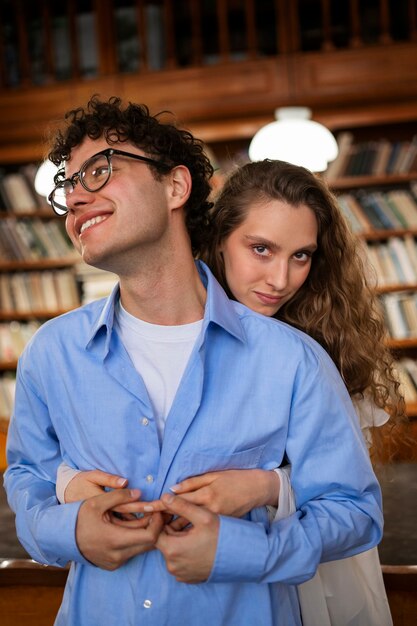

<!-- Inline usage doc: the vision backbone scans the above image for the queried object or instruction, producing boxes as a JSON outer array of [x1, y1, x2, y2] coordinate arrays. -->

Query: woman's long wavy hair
[[203, 159, 406, 462]]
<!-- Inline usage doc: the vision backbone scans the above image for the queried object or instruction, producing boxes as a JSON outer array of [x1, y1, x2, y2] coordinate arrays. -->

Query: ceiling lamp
[[248, 106, 339, 172], [34, 159, 58, 201]]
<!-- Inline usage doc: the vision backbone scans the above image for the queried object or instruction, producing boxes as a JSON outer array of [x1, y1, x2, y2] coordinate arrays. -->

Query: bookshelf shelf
[[0, 258, 78, 271], [405, 403, 417, 417], [0, 210, 56, 219], [0, 308, 78, 321], [362, 228, 417, 242], [377, 284, 417, 294], [386, 338, 417, 349], [0, 360, 17, 371], [329, 173, 417, 191]]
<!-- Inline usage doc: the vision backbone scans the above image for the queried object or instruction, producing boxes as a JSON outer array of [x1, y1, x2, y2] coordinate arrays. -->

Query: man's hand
[[75, 488, 164, 570], [156, 493, 219, 584]]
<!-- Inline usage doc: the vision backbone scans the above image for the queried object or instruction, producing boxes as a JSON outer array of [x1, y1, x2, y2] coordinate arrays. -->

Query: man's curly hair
[[48, 95, 214, 255]]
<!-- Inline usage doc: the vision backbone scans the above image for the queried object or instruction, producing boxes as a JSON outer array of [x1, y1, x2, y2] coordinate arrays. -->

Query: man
[[5, 96, 382, 625]]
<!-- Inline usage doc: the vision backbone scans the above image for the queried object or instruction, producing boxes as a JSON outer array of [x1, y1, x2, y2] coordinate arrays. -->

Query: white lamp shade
[[248, 107, 339, 172], [34, 160, 58, 200]]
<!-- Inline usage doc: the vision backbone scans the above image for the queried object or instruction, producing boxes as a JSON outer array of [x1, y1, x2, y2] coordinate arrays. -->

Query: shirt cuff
[[208, 515, 268, 583], [56, 463, 81, 504]]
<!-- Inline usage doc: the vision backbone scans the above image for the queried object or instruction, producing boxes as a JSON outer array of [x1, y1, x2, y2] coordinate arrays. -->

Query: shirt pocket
[[177, 444, 267, 482]]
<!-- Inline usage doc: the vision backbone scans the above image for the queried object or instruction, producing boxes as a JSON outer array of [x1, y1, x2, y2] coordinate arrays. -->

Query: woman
[[57, 159, 404, 625]]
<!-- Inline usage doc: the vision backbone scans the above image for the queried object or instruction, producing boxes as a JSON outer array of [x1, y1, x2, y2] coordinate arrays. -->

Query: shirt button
[[141, 417, 149, 426], [143, 599, 152, 609], [146, 474, 154, 483]]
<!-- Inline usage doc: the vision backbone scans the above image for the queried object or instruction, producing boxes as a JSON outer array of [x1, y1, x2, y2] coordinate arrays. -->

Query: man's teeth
[[80, 215, 107, 234]]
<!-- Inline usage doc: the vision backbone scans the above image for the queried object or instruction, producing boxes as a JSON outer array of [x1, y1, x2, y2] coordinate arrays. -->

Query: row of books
[[326, 132, 417, 179], [337, 185, 417, 234], [75, 263, 118, 305], [0, 165, 49, 214], [364, 235, 417, 288], [0, 321, 40, 362], [0, 270, 80, 314], [380, 291, 417, 339], [396, 357, 417, 405], [0, 218, 78, 263], [0, 374, 16, 419]]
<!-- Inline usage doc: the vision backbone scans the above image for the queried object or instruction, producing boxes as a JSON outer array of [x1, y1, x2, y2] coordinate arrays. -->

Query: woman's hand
[[127, 469, 281, 531], [64, 470, 128, 503], [170, 468, 280, 517]]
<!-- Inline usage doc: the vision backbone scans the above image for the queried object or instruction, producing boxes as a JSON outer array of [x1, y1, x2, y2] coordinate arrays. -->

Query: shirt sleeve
[[4, 361, 91, 567], [268, 466, 295, 522], [352, 394, 390, 448], [208, 348, 383, 585], [56, 463, 82, 504]]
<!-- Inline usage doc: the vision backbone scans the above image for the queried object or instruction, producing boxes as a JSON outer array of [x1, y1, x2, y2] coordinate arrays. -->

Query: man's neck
[[118, 258, 206, 326]]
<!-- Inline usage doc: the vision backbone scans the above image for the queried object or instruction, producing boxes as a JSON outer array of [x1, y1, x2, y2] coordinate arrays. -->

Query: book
[[53, 270, 80, 310], [403, 235, 417, 275], [387, 237, 417, 284], [40, 271, 60, 312], [372, 139, 392, 175], [377, 244, 401, 285], [325, 132, 354, 180], [0, 172, 38, 213], [386, 190, 417, 228], [364, 244, 387, 287], [380, 292, 410, 338], [357, 191, 392, 230], [369, 192, 404, 229], [337, 193, 374, 234], [395, 360, 417, 403]]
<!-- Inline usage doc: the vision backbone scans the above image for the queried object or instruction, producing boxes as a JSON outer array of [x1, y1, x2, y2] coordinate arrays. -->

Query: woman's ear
[[167, 165, 192, 210]]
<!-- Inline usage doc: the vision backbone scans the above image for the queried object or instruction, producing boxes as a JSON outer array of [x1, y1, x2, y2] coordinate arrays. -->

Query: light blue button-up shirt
[[5, 262, 382, 626]]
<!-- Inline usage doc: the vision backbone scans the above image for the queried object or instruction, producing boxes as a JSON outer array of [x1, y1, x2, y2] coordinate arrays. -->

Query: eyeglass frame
[[48, 148, 173, 216]]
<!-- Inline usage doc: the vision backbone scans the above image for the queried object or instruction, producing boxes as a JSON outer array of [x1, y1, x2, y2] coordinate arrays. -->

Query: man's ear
[[167, 165, 192, 210]]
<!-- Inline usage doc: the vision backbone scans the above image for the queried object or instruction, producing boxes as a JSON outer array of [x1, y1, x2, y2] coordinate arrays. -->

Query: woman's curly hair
[[204, 159, 407, 463], [47, 95, 213, 255]]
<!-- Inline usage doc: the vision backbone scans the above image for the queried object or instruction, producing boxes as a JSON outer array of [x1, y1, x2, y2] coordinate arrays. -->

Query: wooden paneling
[[291, 43, 417, 105], [0, 559, 67, 626]]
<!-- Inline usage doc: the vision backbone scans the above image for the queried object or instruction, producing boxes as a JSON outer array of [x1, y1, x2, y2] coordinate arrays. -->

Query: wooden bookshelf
[[327, 131, 417, 425]]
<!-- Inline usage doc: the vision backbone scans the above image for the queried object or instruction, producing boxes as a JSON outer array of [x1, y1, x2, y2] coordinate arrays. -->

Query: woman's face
[[219, 198, 318, 316]]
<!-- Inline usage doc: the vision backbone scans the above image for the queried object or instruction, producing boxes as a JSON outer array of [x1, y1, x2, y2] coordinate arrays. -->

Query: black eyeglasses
[[48, 148, 172, 216]]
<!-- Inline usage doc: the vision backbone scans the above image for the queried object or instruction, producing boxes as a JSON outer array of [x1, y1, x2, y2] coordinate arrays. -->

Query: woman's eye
[[293, 251, 311, 262], [252, 245, 270, 257]]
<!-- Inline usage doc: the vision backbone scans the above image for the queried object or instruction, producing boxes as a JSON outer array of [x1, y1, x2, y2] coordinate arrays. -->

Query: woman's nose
[[266, 261, 288, 291]]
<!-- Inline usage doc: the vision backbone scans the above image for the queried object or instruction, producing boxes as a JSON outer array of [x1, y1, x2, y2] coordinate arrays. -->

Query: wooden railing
[[1, 0, 417, 90]]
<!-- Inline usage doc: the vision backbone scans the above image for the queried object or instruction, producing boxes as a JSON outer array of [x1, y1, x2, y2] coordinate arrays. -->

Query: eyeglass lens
[[51, 153, 111, 215]]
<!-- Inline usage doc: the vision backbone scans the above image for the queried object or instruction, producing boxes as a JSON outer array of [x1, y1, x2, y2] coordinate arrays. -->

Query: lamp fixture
[[34, 159, 58, 201], [248, 106, 339, 172]]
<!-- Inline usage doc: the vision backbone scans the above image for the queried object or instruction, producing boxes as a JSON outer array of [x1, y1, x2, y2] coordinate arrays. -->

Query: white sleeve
[[266, 466, 295, 522], [56, 462, 81, 504], [352, 394, 390, 448]]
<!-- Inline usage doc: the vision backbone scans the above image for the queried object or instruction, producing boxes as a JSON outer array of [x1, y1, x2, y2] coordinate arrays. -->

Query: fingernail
[[130, 489, 139, 498], [117, 478, 128, 487], [163, 492, 175, 504], [143, 505, 154, 512], [169, 484, 180, 493]]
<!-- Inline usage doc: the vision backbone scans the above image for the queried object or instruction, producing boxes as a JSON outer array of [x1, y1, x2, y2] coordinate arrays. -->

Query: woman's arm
[[56, 462, 128, 503]]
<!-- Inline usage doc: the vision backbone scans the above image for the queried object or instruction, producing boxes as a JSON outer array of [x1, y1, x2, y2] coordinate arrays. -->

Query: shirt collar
[[86, 260, 246, 351], [197, 260, 246, 344]]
